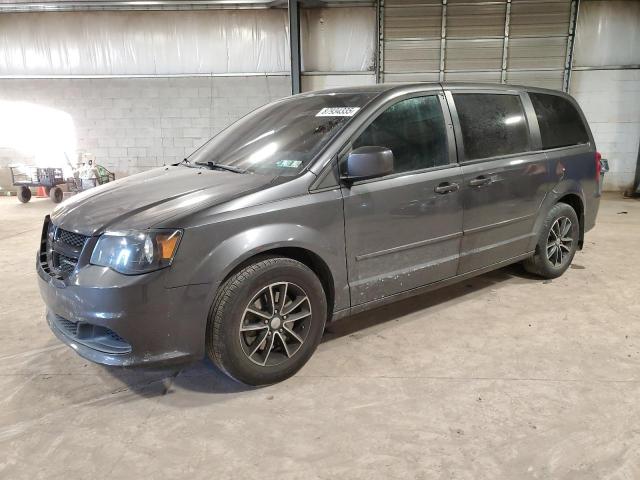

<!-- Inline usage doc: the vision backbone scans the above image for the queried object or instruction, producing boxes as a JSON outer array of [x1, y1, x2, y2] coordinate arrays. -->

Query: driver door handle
[[469, 176, 492, 187], [434, 182, 460, 194]]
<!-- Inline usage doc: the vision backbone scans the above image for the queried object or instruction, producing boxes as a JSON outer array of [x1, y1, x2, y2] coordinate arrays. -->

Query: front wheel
[[524, 202, 580, 279], [206, 257, 327, 386]]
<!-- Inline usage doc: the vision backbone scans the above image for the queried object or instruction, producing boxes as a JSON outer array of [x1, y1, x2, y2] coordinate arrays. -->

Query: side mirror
[[341, 146, 394, 184]]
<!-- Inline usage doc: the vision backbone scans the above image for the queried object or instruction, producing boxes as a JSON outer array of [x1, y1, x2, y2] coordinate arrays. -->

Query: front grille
[[40, 217, 90, 280], [54, 253, 77, 275], [58, 229, 87, 249]]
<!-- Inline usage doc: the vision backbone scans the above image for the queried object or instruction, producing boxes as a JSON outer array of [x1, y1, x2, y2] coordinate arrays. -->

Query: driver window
[[353, 95, 448, 174]]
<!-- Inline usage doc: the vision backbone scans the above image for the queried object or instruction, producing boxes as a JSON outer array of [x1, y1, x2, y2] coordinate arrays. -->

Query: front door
[[446, 90, 553, 274], [341, 94, 464, 306]]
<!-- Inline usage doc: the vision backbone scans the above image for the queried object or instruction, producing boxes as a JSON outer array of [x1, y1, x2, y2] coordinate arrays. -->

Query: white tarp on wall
[[0, 8, 376, 77], [0, 10, 291, 75], [302, 7, 375, 72], [573, 1, 640, 67]]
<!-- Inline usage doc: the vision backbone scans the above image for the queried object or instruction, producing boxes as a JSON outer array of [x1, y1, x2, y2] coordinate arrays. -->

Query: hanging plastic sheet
[[0, 10, 291, 75], [302, 7, 375, 72], [574, 1, 640, 67]]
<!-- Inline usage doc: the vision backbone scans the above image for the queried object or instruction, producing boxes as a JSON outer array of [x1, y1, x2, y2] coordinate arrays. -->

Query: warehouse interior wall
[[0, 2, 638, 192], [0, 10, 292, 189], [568, 0, 640, 192], [0, 76, 290, 188], [0, 6, 378, 189]]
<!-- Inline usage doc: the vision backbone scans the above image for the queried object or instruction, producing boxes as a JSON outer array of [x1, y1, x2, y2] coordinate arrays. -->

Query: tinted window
[[453, 93, 530, 160], [529, 93, 589, 149], [189, 92, 377, 176], [353, 96, 448, 174]]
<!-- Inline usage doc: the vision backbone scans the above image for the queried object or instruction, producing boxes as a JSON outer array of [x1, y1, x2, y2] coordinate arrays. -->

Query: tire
[[207, 256, 327, 386], [49, 186, 63, 203], [17, 186, 31, 203], [524, 202, 580, 279]]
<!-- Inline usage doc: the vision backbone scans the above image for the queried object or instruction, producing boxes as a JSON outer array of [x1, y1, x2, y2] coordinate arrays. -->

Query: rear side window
[[529, 93, 589, 149], [453, 93, 530, 160], [353, 95, 448, 174]]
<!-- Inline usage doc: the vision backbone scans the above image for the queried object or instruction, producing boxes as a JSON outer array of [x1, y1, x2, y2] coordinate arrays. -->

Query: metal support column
[[438, 0, 447, 83], [376, 0, 383, 83], [288, 0, 301, 95], [563, 0, 579, 92], [500, 0, 511, 84]]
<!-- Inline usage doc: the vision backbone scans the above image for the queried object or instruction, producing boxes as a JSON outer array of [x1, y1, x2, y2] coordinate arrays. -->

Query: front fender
[[165, 189, 349, 314], [210, 223, 336, 284]]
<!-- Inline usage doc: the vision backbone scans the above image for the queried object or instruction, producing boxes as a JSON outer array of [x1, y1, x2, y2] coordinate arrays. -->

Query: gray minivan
[[38, 83, 601, 385]]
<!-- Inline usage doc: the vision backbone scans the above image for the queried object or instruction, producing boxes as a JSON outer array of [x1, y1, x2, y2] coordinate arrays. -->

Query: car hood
[[51, 166, 276, 235]]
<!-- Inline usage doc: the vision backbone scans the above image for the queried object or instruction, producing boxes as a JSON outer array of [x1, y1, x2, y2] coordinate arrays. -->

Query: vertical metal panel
[[385, 39, 441, 73], [509, 1, 571, 37], [507, 37, 567, 69], [445, 38, 504, 70], [446, 2, 506, 37], [505, 70, 564, 89], [383, 1, 441, 38], [384, 71, 440, 83], [381, 0, 574, 89]]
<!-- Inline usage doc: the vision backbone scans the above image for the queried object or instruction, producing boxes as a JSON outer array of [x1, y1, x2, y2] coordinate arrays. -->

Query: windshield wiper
[[173, 158, 196, 167], [195, 161, 247, 174]]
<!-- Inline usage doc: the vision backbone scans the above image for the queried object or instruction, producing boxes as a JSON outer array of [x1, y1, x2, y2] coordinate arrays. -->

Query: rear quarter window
[[453, 93, 530, 161], [529, 93, 589, 149]]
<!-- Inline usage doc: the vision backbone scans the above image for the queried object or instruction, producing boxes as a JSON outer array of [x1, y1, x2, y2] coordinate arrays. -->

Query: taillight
[[595, 151, 602, 181]]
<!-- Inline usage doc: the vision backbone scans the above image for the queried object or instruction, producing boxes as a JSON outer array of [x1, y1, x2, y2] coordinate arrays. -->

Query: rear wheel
[[207, 257, 327, 386], [17, 186, 31, 203], [524, 202, 579, 279], [49, 186, 63, 203]]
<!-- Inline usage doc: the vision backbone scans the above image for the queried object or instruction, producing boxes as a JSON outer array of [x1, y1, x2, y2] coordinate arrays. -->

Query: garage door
[[381, 0, 576, 91]]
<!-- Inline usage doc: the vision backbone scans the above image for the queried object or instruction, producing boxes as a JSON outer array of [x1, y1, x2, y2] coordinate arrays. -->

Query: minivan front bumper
[[37, 260, 211, 367]]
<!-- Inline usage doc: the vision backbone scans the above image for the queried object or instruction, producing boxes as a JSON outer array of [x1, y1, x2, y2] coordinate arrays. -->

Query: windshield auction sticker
[[276, 160, 303, 168], [316, 107, 361, 117]]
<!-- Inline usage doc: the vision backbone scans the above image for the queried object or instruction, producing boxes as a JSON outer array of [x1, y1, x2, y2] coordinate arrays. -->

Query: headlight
[[90, 229, 183, 275]]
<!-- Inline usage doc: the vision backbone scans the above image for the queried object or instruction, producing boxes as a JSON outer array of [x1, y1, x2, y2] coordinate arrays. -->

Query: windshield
[[188, 92, 378, 175]]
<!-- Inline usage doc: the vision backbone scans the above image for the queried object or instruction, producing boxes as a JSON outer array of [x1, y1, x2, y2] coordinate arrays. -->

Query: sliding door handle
[[434, 182, 460, 194], [469, 176, 492, 187]]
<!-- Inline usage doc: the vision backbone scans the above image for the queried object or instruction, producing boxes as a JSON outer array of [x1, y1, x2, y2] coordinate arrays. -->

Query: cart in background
[[9, 165, 66, 203]]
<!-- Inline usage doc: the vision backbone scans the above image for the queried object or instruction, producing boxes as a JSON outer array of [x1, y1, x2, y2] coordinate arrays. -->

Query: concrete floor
[[0, 193, 639, 479]]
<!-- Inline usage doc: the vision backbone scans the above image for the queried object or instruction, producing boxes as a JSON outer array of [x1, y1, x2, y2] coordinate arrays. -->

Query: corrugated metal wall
[[381, 0, 575, 90]]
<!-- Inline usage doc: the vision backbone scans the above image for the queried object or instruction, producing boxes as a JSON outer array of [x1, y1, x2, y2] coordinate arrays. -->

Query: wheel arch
[[556, 192, 585, 249], [529, 184, 586, 253], [221, 246, 336, 320]]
